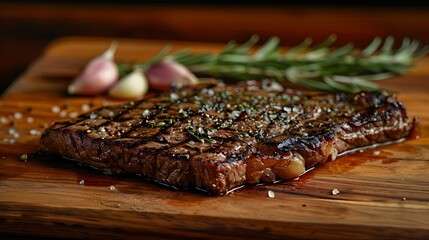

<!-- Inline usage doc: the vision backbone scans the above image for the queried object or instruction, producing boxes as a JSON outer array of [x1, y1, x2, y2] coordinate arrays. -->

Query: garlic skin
[[108, 69, 148, 100], [68, 42, 119, 95], [145, 60, 199, 91]]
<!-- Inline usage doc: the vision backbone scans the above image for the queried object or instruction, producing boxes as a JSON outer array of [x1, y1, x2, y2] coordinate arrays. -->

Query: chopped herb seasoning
[[156, 121, 166, 127]]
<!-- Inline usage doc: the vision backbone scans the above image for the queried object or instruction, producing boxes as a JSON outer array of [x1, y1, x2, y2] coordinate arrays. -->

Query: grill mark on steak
[[40, 80, 415, 195]]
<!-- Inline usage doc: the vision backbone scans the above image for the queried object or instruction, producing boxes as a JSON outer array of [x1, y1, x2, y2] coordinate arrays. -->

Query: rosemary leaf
[[122, 35, 428, 93], [233, 34, 259, 54], [285, 37, 312, 55], [362, 37, 382, 57], [254, 36, 280, 59], [381, 36, 395, 54], [312, 35, 337, 51]]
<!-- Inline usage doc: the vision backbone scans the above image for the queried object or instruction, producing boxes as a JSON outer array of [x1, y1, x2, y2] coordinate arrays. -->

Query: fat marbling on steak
[[40, 80, 414, 194]]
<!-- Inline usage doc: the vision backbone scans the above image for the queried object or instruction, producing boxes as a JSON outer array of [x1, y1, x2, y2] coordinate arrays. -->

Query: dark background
[[1, 1, 429, 94]]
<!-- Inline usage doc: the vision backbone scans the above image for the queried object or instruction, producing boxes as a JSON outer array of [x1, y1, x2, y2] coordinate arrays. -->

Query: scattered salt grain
[[402, 197, 407, 201], [14, 112, 23, 119], [81, 103, 90, 112], [373, 150, 381, 155], [228, 110, 241, 119], [19, 154, 28, 162], [13, 132, 20, 138], [26, 117, 34, 123], [332, 188, 340, 195], [89, 112, 98, 119], [3, 138, 16, 144], [170, 93, 179, 101], [29, 129, 41, 135], [59, 110, 67, 118], [51, 105, 61, 113], [8, 128, 16, 135], [69, 112, 79, 118], [143, 109, 150, 116], [207, 89, 215, 96], [0, 116, 7, 124], [268, 190, 275, 198], [109, 185, 116, 191], [79, 180, 85, 185]]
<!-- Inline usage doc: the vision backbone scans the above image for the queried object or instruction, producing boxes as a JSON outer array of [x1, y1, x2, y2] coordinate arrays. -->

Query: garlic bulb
[[108, 69, 148, 100], [68, 42, 119, 95], [145, 60, 199, 91]]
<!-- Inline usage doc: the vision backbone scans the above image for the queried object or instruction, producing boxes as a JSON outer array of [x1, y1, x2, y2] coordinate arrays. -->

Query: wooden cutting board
[[1, 37, 428, 239]]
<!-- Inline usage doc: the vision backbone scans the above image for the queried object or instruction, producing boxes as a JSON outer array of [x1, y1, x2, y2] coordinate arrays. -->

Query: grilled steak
[[40, 80, 414, 194]]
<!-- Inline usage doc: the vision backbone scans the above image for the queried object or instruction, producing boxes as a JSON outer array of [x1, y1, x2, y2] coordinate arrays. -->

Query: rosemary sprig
[[121, 35, 428, 93]]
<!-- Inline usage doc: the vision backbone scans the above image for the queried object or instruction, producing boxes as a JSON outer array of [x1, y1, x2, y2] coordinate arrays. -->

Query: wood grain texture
[[0, 37, 428, 239]]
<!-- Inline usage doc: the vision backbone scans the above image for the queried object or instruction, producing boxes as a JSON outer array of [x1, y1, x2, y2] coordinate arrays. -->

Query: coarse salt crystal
[[29, 129, 41, 135], [268, 190, 275, 198], [59, 110, 67, 117], [89, 112, 98, 119], [51, 106, 61, 113], [81, 104, 90, 112], [332, 188, 340, 195], [8, 128, 16, 135], [373, 150, 381, 155], [228, 110, 241, 119], [19, 154, 28, 162], [69, 112, 79, 118], [79, 180, 85, 185], [170, 93, 179, 100], [14, 112, 23, 119], [0, 117, 8, 124], [109, 185, 116, 191], [26, 117, 34, 123]]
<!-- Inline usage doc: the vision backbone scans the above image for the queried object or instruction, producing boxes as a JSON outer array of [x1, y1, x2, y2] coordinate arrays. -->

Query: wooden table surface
[[0, 37, 428, 239]]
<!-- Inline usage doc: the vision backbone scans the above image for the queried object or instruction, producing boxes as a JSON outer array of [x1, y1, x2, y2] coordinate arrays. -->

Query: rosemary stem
[[120, 35, 428, 93]]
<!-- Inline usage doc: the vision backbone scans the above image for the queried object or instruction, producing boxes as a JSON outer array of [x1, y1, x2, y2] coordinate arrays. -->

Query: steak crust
[[40, 80, 414, 194]]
